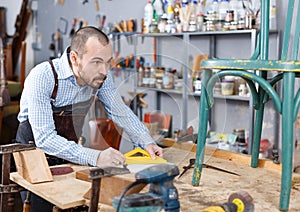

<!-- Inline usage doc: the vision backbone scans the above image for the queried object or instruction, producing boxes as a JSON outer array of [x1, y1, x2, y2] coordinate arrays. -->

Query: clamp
[[88, 166, 130, 212], [0, 143, 35, 212]]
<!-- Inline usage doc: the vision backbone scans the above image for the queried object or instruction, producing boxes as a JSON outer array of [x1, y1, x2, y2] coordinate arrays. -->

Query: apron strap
[[48, 60, 58, 100]]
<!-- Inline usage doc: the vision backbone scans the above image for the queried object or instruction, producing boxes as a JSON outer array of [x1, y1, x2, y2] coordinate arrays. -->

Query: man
[[16, 26, 163, 211]]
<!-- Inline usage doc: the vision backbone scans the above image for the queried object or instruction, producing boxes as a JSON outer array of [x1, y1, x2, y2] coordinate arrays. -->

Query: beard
[[77, 63, 107, 89]]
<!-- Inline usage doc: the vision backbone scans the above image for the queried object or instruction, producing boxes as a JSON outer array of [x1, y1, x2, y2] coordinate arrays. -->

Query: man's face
[[71, 37, 113, 88]]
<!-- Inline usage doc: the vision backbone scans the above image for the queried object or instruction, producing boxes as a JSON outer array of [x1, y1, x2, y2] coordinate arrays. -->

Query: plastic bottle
[[211, 0, 220, 20], [149, 62, 156, 88], [218, 0, 230, 22], [229, 0, 242, 22], [143, 62, 150, 87], [138, 61, 144, 87], [166, 0, 175, 20], [193, 72, 202, 94], [181, 0, 189, 31], [153, 0, 164, 17], [144, 0, 154, 33]]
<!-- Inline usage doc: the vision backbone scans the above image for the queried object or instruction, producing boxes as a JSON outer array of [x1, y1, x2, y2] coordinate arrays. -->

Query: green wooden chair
[[192, 0, 300, 211]]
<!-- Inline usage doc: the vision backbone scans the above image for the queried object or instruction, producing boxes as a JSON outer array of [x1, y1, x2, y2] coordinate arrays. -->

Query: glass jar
[[206, 21, 216, 31], [162, 68, 174, 89]]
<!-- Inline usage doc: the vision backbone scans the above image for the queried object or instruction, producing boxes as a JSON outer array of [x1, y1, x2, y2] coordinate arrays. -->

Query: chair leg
[[251, 106, 264, 167], [279, 73, 295, 211], [192, 69, 212, 186], [251, 88, 266, 168]]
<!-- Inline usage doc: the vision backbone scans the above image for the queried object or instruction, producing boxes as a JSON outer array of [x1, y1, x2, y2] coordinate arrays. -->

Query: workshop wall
[[1, 1, 299, 158]]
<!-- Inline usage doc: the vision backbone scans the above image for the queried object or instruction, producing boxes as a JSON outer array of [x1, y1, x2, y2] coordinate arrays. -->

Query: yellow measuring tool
[[124, 148, 167, 164]]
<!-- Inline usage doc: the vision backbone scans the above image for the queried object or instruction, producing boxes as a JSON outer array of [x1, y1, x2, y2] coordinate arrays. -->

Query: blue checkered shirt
[[17, 48, 154, 166]]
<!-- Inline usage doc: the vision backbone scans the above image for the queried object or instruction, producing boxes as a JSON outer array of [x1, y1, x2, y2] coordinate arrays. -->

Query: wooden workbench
[[163, 142, 300, 212], [10, 142, 300, 211]]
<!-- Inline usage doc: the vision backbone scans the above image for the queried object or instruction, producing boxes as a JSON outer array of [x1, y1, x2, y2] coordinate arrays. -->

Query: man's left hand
[[145, 143, 163, 159]]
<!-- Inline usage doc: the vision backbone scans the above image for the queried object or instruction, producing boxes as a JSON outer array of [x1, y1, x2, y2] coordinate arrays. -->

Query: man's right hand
[[96, 147, 125, 167]]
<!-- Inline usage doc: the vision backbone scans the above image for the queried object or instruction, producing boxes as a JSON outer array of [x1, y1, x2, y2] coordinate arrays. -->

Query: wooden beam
[[161, 138, 282, 172]]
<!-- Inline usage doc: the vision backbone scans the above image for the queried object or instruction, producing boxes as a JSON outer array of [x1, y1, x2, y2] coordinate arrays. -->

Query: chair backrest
[[281, 0, 300, 61], [89, 118, 123, 150], [5, 41, 26, 84], [258, 0, 300, 61]]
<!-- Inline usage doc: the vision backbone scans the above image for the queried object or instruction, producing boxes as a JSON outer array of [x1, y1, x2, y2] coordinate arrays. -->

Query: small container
[[162, 68, 174, 89], [230, 21, 238, 30], [196, 14, 204, 31], [189, 20, 197, 32], [149, 19, 159, 33], [221, 80, 234, 95], [206, 21, 216, 31], [193, 79, 201, 94], [214, 82, 222, 95], [223, 22, 231, 31], [158, 15, 168, 33], [238, 84, 248, 96], [238, 18, 245, 30], [206, 10, 217, 21], [233, 128, 246, 143], [225, 10, 234, 23], [174, 78, 183, 90], [166, 20, 177, 33]]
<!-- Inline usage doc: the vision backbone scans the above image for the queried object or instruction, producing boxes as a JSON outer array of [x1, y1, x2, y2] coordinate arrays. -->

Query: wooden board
[[76, 169, 146, 206], [161, 138, 282, 172], [13, 148, 53, 183], [10, 165, 91, 210]]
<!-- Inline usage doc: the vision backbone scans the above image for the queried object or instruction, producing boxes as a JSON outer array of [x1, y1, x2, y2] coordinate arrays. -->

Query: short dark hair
[[70, 26, 109, 57]]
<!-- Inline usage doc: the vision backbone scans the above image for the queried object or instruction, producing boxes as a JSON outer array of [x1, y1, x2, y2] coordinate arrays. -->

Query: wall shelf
[[112, 29, 279, 150]]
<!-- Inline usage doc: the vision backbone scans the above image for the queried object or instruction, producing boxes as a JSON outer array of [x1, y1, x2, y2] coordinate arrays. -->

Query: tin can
[[233, 128, 246, 143]]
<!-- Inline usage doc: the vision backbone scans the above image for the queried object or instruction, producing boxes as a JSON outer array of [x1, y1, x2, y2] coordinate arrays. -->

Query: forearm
[[32, 126, 100, 166]]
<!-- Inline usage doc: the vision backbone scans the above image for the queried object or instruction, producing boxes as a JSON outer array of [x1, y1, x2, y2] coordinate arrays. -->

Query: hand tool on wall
[[57, 17, 68, 35], [94, 0, 99, 11], [69, 18, 77, 37], [99, 15, 106, 31], [114, 22, 123, 33], [201, 190, 254, 212], [113, 163, 180, 212], [31, 0, 42, 51], [49, 33, 56, 59], [58, 0, 65, 5]]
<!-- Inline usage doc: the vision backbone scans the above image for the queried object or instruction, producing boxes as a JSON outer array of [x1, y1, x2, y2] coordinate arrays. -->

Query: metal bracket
[[89, 167, 105, 180], [89, 166, 130, 180], [0, 184, 24, 194], [0, 143, 35, 154]]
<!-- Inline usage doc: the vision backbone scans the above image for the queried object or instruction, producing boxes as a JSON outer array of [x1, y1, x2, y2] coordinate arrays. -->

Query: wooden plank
[[161, 138, 282, 172], [13, 148, 53, 183], [10, 165, 90, 210], [76, 169, 146, 206]]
